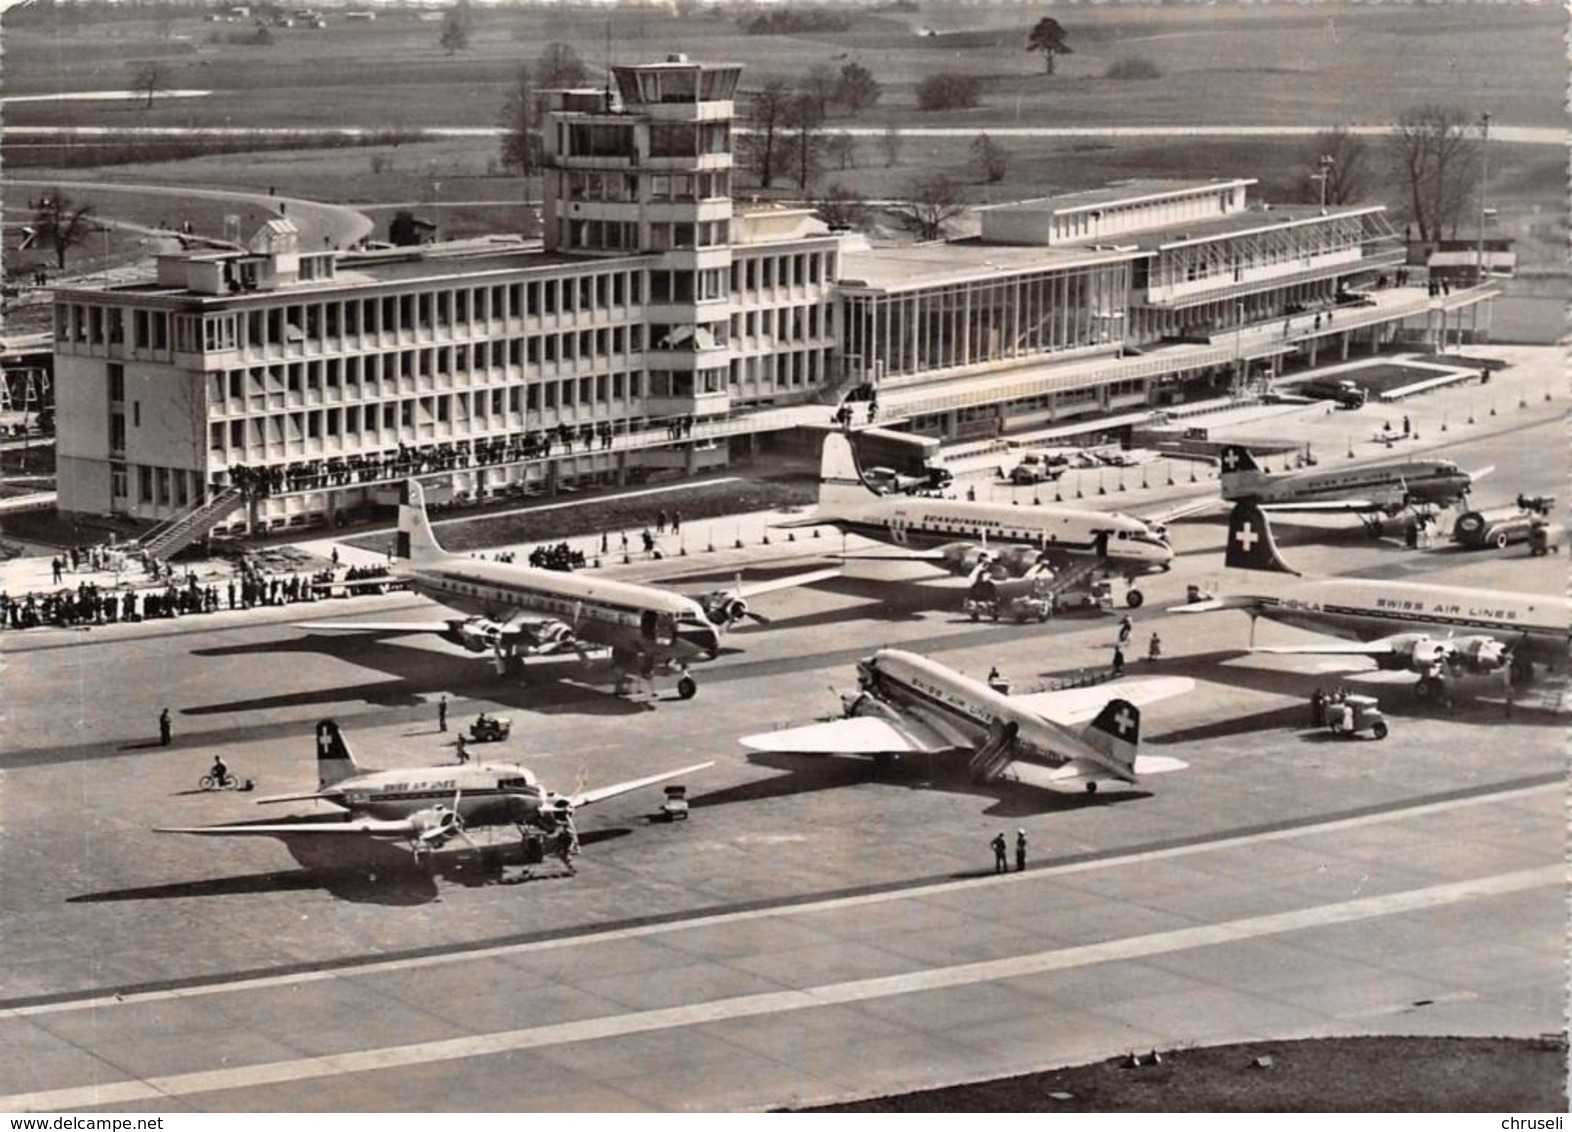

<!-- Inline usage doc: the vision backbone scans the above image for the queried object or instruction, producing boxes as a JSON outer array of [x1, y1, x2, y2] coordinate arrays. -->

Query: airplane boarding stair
[[967, 720, 1019, 783], [135, 486, 245, 563]]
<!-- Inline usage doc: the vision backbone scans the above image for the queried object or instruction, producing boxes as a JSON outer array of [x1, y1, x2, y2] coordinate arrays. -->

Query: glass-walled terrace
[[839, 261, 1131, 384]]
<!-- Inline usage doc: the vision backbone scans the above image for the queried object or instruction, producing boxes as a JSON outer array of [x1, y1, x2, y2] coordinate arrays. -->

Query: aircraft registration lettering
[[1280, 597, 1323, 612]]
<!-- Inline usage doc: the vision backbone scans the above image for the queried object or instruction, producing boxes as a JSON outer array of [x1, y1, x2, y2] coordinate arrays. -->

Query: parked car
[[1452, 507, 1540, 550], [1008, 451, 1067, 485], [1297, 378, 1368, 409]]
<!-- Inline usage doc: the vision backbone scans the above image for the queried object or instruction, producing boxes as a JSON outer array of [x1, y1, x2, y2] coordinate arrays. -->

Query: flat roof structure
[[980, 177, 1257, 218], [838, 238, 1138, 293]]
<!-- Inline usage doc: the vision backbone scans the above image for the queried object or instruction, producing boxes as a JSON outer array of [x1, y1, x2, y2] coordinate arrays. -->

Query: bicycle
[[199, 772, 239, 791]]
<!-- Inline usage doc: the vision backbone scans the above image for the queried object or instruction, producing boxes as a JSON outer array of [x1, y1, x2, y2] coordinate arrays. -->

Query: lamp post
[[1234, 301, 1245, 397], [1475, 111, 1492, 285]]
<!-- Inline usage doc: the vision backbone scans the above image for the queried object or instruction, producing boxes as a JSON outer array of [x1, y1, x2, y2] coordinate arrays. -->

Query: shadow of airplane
[[73, 828, 632, 906], [186, 634, 653, 718], [689, 749, 1153, 818]]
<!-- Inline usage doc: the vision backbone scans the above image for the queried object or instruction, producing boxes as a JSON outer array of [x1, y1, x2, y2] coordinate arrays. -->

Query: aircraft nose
[[680, 624, 722, 657]]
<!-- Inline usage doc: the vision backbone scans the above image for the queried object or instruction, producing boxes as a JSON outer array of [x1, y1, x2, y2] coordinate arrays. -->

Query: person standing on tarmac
[[1015, 829, 1028, 872], [158, 707, 172, 747], [991, 831, 1009, 874], [438, 694, 448, 732]]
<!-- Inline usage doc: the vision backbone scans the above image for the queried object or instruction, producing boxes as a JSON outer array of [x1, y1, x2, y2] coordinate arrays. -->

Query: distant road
[[1, 177, 373, 250], [1, 124, 1564, 145]]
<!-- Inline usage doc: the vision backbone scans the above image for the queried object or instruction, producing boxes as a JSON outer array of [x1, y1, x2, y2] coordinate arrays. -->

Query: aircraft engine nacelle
[[1448, 636, 1507, 672], [842, 691, 903, 723], [1379, 634, 1448, 672], [700, 591, 751, 627], [450, 618, 504, 653], [521, 619, 577, 652], [407, 805, 462, 848], [537, 793, 575, 829]]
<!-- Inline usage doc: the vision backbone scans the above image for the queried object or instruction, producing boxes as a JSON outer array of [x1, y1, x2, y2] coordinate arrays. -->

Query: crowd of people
[[221, 414, 706, 502], [1, 561, 399, 632], [527, 543, 585, 571]]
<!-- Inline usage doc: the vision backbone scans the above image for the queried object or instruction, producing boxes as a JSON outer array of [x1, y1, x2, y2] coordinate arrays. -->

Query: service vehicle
[[1452, 506, 1540, 550]]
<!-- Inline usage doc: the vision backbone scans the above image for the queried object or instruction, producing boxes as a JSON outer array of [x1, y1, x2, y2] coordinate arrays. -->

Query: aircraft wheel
[[676, 675, 698, 700], [1414, 676, 1440, 702], [1085, 781, 1098, 794], [1372, 720, 1389, 740], [970, 610, 980, 623], [1126, 589, 1145, 609], [991, 610, 1000, 622], [1493, 531, 1511, 549], [1038, 609, 1051, 623], [1511, 655, 1534, 683]]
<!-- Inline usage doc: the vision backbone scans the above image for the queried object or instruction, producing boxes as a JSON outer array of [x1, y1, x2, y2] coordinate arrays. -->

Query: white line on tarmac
[[2, 864, 1557, 1112], [2, 780, 1555, 1023]]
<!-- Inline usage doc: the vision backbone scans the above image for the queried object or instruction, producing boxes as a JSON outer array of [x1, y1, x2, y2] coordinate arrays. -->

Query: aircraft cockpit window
[[499, 775, 539, 793]]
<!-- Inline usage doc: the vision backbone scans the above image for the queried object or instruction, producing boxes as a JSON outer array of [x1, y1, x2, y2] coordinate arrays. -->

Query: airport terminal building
[[50, 54, 1497, 537]]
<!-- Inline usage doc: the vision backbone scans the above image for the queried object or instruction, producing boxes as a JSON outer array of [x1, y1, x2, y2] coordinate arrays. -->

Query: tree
[[784, 93, 825, 192], [1026, 17, 1072, 74], [892, 174, 965, 242], [739, 80, 792, 189], [438, 4, 470, 54], [802, 62, 838, 122], [970, 132, 1008, 183], [880, 124, 903, 168], [537, 41, 588, 88], [131, 60, 171, 109], [835, 60, 881, 117], [1392, 104, 1480, 242], [32, 191, 96, 270], [916, 73, 981, 112], [1299, 126, 1371, 206], [499, 64, 542, 176], [823, 131, 857, 172], [813, 184, 869, 231]]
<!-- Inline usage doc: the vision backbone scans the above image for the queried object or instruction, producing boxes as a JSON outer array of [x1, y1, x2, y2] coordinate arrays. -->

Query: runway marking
[[1, 864, 1556, 1112], [4, 778, 1556, 1020]]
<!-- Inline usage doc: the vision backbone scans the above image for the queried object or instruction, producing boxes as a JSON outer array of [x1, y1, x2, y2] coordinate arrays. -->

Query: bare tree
[[131, 60, 172, 109], [1298, 126, 1371, 206], [813, 184, 869, 231], [880, 124, 903, 168], [537, 41, 588, 87], [498, 64, 542, 176], [32, 191, 96, 270], [784, 93, 825, 192], [1392, 104, 1480, 242], [835, 60, 881, 117], [892, 174, 965, 242], [823, 131, 857, 172], [740, 80, 792, 189], [970, 132, 1008, 183]]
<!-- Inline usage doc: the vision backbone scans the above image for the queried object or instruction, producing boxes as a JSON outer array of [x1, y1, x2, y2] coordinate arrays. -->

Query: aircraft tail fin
[[395, 479, 446, 564], [314, 719, 363, 787], [1218, 445, 1267, 500], [1080, 698, 1140, 777], [819, 431, 878, 509], [1225, 502, 1300, 575]]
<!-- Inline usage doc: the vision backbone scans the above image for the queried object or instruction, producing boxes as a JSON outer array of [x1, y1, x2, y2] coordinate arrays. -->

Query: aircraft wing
[[569, 761, 715, 808], [1011, 676, 1194, 726], [740, 715, 955, 757], [1259, 500, 1386, 514], [735, 568, 842, 598], [837, 548, 951, 562], [294, 620, 456, 635], [156, 817, 417, 839], [1146, 496, 1218, 526], [1252, 641, 1396, 656], [1170, 595, 1262, 614]]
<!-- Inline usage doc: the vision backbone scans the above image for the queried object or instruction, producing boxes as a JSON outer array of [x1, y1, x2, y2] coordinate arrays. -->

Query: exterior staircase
[[135, 486, 245, 563], [967, 721, 1020, 783]]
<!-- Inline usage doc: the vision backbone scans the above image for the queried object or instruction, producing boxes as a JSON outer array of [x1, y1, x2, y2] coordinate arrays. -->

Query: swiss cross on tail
[[1225, 503, 1299, 575], [1220, 445, 1262, 475]]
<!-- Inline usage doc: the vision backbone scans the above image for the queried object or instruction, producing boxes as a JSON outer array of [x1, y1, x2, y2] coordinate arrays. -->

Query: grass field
[[2, 4, 1564, 132]]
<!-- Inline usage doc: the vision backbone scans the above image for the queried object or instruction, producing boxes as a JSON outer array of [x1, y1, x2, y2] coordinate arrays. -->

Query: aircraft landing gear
[[1125, 588, 1145, 609], [676, 674, 698, 700]]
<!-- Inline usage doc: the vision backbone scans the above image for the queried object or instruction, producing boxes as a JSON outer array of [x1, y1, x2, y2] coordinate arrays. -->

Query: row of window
[[562, 170, 730, 203]]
